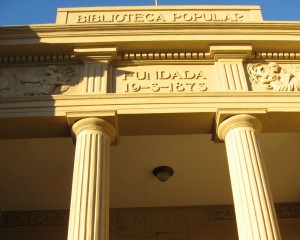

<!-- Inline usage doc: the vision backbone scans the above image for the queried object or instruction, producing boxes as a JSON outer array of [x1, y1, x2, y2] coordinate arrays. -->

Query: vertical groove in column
[[84, 63, 107, 93], [68, 129, 111, 240], [86, 65, 92, 93], [217, 62, 249, 91], [94, 134, 101, 240], [225, 131, 248, 240], [240, 130, 260, 239], [99, 135, 105, 240], [231, 64, 242, 90], [68, 134, 82, 240], [250, 131, 280, 239], [233, 130, 254, 239], [94, 65, 102, 93], [238, 64, 248, 90], [86, 133, 96, 239], [76, 134, 87, 240], [219, 63, 230, 90], [224, 127, 281, 240], [247, 131, 269, 238], [99, 133, 109, 240], [224, 64, 235, 90], [79, 134, 92, 239], [233, 131, 251, 239]]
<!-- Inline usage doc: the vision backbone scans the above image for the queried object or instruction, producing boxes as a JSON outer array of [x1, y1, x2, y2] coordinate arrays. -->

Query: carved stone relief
[[142, 232, 189, 240], [1, 204, 300, 240], [0, 65, 81, 97], [247, 62, 300, 91]]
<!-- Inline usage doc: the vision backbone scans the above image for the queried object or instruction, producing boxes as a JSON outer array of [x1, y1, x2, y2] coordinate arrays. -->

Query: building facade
[[1, 5, 300, 240]]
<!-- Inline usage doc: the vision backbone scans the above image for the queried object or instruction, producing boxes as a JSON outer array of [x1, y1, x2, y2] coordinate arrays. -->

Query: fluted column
[[74, 47, 117, 93], [218, 114, 281, 240], [68, 118, 116, 240]]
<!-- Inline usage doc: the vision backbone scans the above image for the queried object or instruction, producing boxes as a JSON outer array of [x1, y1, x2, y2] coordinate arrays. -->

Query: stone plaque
[[113, 65, 217, 93], [56, 6, 263, 25]]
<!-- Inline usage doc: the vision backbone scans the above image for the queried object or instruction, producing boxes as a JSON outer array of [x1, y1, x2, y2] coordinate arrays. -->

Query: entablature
[[1, 6, 300, 140]]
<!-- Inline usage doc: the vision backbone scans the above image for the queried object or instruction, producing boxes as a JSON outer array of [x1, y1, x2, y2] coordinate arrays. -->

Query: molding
[[254, 52, 300, 60], [74, 46, 117, 63], [2, 23, 300, 35], [1, 203, 300, 227], [209, 45, 252, 59], [217, 114, 262, 140], [214, 108, 267, 142], [118, 52, 206, 61], [66, 110, 119, 144], [0, 54, 79, 65]]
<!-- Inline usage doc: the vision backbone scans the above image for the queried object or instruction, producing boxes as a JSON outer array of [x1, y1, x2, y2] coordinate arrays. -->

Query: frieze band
[[1, 203, 299, 227], [118, 52, 206, 61], [0, 54, 78, 65]]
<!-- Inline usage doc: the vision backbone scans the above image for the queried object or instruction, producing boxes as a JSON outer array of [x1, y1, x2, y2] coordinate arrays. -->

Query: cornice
[[2, 91, 300, 103], [57, 5, 262, 11], [1, 51, 300, 65], [1, 22, 300, 40]]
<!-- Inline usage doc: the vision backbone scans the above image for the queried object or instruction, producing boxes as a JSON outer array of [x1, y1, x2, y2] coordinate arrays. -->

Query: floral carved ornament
[[247, 62, 300, 91]]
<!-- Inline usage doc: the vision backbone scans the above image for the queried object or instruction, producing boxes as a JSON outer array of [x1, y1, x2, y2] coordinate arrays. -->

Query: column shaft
[[218, 115, 281, 240], [68, 118, 115, 240]]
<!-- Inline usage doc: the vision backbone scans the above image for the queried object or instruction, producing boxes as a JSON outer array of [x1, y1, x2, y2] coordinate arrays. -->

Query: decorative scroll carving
[[0, 54, 78, 65], [119, 52, 206, 61], [247, 62, 300, 91], [0, 65, 80, 97]]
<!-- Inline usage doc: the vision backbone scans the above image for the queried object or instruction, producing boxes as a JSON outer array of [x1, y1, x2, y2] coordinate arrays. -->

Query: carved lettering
[[235, 13, 244, 21], [159, 71, 171, 80], [146, 14, 155, 22], [133, 215, 146, 229], [90, 15, 100, 23], [122, 70, 207, 81], [156, 14, 166, 22], [116, 65, 214, 93], [74, 12, 245, 24], [135, 14, 144, 22], [124, 82, 207, 93], [77, 15, 87, 23], [115, 14, 126, 22], [172, 13, 243, 22], [132, 214, 191, 229]]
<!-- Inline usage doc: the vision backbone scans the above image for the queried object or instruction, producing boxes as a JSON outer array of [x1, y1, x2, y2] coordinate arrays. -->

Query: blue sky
[[0, 0, 300, 26]]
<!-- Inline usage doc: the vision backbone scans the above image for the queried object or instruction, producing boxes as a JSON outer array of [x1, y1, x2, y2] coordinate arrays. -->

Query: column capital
[[74, 46, 117, 63], [72, 117, 116, 143], [217, 114, 262, 141], [209, 44, 253, 60]]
